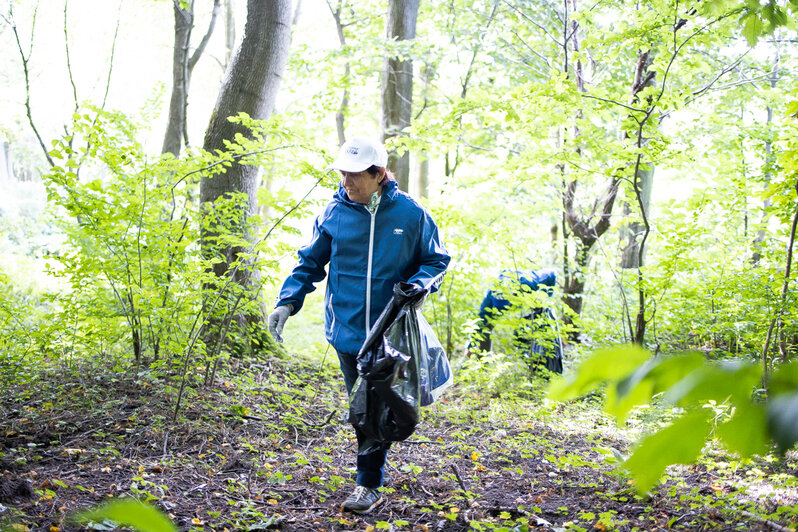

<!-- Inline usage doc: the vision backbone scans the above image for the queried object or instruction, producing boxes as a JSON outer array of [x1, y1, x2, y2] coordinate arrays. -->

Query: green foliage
[[73, 498, 177, 532], [623, 409, 714, 492], [0, 105, 333, 399], [549, 345, 650, 403], [0, 269, 43, 391], [43, 107, 208, 364], [549, 345, 798, 493]]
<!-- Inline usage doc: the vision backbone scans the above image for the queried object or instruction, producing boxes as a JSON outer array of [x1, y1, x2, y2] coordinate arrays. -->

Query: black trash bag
[[349, 282, 452, 455]]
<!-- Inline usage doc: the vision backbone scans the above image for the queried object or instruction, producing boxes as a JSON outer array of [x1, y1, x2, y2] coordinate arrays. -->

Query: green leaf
[[74, 498, 177, 532], [623, 409, 712, 493], [716, 402, 769, 457], [547, 344, 651, 401], [605, 353, 705, 422], [767, 393, 798, 454], [663, 360, 761, 406], [769, 6, 789, 27], [742, 14, 763, 46]]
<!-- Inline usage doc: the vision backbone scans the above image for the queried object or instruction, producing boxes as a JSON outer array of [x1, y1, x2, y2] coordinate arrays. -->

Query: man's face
[[341, 170, 382, 204]]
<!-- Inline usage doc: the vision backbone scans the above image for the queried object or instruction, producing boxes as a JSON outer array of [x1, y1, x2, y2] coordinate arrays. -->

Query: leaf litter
[[0, 357, 796, 531]]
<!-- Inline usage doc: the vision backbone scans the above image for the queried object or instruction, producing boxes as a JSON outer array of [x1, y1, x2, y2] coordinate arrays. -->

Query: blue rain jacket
[[276, 180, 450, 354], [478, 268, 556, 321]]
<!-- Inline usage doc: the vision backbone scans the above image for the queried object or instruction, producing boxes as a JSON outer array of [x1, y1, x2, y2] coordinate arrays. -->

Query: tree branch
[[581, 94, 646, 114], [100, 1, 123, 111], [502, 0, 563, 47], [6, 3, 54, 167], [63, 1, 79, 122], [188, 0, 221, 71]]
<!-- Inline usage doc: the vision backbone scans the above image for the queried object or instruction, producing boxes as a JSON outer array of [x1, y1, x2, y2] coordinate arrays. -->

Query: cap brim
[[326, 155, 371, 173]]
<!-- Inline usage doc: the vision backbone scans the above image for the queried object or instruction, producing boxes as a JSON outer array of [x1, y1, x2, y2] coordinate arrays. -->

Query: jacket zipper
[[365, 202, 379, 334]]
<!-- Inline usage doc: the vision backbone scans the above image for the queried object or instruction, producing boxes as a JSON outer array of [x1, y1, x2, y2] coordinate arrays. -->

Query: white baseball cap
[[328, 136, 389, 172]]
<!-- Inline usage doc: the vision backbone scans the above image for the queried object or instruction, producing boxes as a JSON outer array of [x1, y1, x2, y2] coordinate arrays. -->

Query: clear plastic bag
[[416, 314, 453, 406]]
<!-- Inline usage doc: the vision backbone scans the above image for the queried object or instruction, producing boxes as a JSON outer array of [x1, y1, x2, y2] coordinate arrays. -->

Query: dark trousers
[[337, 350, 388, 489]]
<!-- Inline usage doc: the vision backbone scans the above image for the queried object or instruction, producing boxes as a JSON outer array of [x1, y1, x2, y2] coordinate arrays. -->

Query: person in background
[[466, 268, 563, 376], [267, 136, 450, 514]]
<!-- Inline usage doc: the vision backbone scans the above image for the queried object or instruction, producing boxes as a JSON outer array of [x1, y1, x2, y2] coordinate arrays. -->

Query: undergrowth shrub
[[28, 107, 327, 394]]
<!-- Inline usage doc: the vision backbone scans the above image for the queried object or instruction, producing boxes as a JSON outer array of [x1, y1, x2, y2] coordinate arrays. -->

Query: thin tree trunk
[[621, 165, 654, 268], [224, 0, 235, 68], [414, 62, 434, 198], [752, 55, 780, 264], [328, 0, 350, 146], [163, 0, 221, 156], [0, 141, 12, 181], [381, 0, 419, 191], [416, 154, 429, 198], [163, 1, 193, 156]]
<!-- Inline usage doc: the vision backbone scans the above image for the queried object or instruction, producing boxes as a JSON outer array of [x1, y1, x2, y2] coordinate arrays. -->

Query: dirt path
[[1, 360, 796, 531]]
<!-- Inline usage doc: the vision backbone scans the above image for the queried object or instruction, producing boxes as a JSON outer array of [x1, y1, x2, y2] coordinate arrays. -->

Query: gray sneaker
[[341, 485, 384, 514]]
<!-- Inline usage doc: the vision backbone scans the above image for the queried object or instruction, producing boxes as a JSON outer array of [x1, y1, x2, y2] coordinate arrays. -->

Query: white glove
[[268, 304, 293, 343]]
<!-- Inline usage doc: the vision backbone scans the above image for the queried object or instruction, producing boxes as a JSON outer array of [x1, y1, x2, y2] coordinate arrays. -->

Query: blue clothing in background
[[471, 268, 563, 374], [477, 268, 556, 323]]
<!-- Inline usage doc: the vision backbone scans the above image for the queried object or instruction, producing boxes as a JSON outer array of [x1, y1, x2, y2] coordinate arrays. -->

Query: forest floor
[[1, 354, 797, 532]]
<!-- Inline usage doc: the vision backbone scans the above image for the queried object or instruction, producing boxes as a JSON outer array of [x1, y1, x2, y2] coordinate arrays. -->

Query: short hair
[[366, 165, 396, 185]]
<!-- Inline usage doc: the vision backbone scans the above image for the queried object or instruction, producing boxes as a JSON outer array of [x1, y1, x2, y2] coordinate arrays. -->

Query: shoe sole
[[341, 495, 384, 515]]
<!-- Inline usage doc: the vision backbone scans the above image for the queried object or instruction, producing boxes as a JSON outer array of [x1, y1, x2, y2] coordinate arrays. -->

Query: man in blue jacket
[[268, 136, 450, 514]]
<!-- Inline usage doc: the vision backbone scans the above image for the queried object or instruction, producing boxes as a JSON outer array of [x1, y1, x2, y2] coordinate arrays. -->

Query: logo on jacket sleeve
[[393, 228, 404, 235]]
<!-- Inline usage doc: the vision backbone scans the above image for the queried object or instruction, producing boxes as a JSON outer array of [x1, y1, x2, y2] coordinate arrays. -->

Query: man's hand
[[268, 304, 293, 343]]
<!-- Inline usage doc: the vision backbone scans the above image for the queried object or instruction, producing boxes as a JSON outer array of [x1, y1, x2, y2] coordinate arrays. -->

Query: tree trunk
[[200, 0, 292, 345], [621, 164, 654, 268], [560, 0, 624, 337], [414, 62, 434, 198], [163, 0, 221, 156], [0, 140, 12, 181], [381, 0, 419, 191], [162, 2, 194, 156], [563, 241, 591, 320], [328, 0, 350, 146], [224, 0, 236, 69], [201, 0, 292, 209], [416, 154, 429, 198], [751, 55, 780, 264]]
